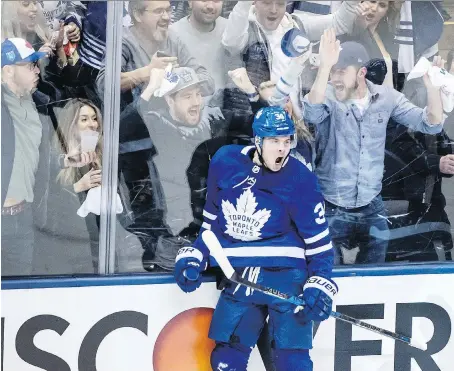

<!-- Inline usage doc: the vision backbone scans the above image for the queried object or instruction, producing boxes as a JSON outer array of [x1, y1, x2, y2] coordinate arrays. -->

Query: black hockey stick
[[201, 230, 427, 351]]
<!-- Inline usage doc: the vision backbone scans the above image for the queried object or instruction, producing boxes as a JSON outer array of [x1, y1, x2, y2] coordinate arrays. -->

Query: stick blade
[[201, 230, 235, 279], [410, 339, 427, 351]]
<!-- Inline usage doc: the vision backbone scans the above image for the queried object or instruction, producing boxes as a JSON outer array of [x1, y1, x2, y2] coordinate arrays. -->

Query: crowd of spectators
[[1, 0, 454, 276]]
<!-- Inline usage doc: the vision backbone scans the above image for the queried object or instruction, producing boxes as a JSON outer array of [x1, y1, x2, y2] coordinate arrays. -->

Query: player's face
[[190, 1, 223, 25], [169, 85, 204, 126], [254, 0, 287, 31], [330, 66, 361, 102], [261, 136, 292, 172]]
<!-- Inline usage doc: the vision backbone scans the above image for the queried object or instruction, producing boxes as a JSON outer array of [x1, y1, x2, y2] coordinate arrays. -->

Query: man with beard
[[119, 66, 253, 271], [170, 1, 228, 92], [96, 0, 214, 109], [303, 29, 445, 265]]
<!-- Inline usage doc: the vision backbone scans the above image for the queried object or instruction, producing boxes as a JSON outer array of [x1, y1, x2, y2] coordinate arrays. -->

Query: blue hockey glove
[[294, 276, 338, 322], [174, 246, 206, 293]]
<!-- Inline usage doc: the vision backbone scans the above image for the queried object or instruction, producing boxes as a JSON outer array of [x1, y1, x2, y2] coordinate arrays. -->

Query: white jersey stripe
[[203, 210, 217, 220], [175, 247, 204, 263], [304, 228, 330, 244], [202, 222, 212, 230], [305, 243, 333, 256], [223, 246, 305, 259], [241, 145, 255, 155]]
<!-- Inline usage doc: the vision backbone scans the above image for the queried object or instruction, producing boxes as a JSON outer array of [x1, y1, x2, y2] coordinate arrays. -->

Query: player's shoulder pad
[[212, 144, 253, 165]]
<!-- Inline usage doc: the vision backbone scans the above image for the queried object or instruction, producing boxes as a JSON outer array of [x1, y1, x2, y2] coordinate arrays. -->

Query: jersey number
[[314, 202, 326, 225]]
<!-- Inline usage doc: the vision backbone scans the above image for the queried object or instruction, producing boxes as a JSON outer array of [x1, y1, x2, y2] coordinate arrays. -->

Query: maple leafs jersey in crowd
[[193, 145, 334, 278]]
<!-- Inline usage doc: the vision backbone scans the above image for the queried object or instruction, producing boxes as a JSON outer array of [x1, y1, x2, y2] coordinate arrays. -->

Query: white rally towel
[[77, 186, 123, 217], [407, 57, 454, 114]]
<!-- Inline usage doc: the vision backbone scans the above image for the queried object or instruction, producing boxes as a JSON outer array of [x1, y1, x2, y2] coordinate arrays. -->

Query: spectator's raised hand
[[51, 22, 66, 50], [355, 1, 374, 29], [318, 28, 340, 70], [65, 22, 81, 43], [38, 43, 54, 58], [141, 68, 166, 100], [228, 68, 256, 95], [74, 169, 102, 193], [424, 55, 446, 90], [440, 154, 454, 175]]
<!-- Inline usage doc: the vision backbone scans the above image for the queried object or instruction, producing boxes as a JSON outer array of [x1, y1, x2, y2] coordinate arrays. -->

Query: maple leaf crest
[[221, 189, 271, 241]]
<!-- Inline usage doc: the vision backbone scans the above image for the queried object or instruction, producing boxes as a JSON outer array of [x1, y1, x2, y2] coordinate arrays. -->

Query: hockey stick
[[201, 230, 428, 351]]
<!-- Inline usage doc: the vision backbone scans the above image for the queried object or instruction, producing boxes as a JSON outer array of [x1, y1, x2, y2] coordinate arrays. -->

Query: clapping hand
[[318, 28, 340, 70]]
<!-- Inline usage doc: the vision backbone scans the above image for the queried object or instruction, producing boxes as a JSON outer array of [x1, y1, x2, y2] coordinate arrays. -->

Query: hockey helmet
[[252, 106, 297, 148]]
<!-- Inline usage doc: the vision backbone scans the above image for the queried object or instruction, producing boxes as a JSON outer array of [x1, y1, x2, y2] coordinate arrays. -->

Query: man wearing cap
[[1, 38, 51, 275], [303, 29, 445, 265], [119, 66, 252, 271]]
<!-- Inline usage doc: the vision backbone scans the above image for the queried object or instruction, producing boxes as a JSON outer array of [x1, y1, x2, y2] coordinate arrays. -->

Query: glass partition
[[2, 1, 453, 278]]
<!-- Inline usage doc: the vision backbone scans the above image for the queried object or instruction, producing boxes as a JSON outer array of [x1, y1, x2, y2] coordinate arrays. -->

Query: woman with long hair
[[55, 98, 103, 192], [53, 98, 103, 271], [343, 1, 401, 88], [2, 1, 66, 63]]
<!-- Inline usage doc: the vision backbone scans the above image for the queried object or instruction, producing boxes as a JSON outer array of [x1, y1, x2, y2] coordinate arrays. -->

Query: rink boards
[[2, 266, 454, 371]]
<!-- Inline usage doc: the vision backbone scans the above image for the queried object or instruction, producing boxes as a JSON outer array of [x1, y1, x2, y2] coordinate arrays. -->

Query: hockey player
[[174, 106, 337, 371]]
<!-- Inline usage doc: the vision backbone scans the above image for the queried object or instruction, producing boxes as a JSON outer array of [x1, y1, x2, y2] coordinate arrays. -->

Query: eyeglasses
[[143, 7, 172, 16], [16, 61, 39, 71]]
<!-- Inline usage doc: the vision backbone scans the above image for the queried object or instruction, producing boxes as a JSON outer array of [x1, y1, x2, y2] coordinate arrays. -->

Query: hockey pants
[[209, 267, 313, 371]]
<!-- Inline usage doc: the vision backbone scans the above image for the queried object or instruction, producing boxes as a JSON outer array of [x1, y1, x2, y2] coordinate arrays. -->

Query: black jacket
[[385, 77, 454, 206], [386, 122, 453, 207]]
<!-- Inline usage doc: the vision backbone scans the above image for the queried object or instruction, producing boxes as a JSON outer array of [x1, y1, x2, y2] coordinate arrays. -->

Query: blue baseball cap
[[1, 38, 46, 68]]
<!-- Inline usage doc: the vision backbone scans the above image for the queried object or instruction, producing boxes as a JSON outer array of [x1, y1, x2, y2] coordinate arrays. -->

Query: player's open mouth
[[366, 14, 375, 22], [275, 156, 283, 165], [267, 17, 278, 22]]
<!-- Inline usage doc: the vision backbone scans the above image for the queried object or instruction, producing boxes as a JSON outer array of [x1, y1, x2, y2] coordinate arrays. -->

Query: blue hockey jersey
[[193, 145, 334, 278]]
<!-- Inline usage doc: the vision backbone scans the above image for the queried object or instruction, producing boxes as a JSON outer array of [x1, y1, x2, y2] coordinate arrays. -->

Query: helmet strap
[[253, 137, 268, 170]]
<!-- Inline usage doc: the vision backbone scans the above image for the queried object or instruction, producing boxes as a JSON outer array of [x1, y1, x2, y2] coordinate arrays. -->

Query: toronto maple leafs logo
[[222, 189, 271, 241]]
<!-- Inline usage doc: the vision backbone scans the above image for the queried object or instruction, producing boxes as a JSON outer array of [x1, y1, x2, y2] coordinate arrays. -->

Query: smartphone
[[157, 51, 171, 58]]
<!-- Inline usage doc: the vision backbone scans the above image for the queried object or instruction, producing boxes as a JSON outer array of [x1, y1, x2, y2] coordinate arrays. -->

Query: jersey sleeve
[[288, 169, 334, 278]]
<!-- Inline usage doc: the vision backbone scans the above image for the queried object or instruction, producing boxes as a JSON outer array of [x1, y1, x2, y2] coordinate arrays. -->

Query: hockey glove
[[294, 276, 338, 322], [174, 246, 206, 293]]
